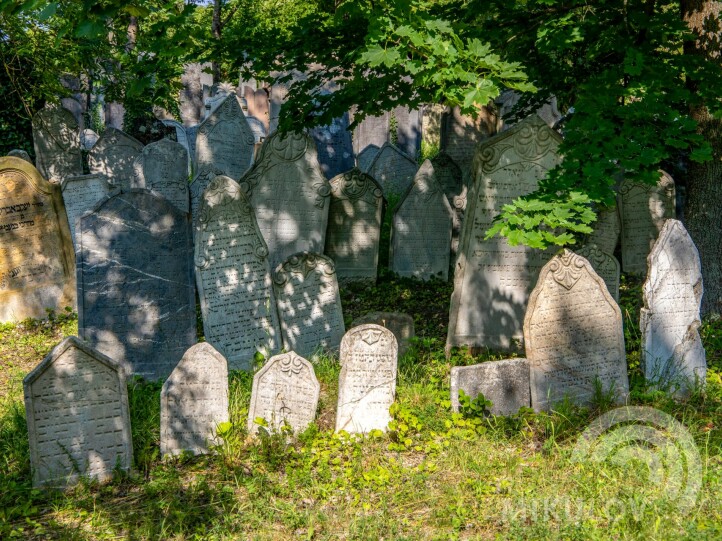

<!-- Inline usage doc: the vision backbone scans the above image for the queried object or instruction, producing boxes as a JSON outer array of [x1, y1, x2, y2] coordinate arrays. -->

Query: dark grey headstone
[[311, 113, 355, 179], [450, 358, 530, 416]]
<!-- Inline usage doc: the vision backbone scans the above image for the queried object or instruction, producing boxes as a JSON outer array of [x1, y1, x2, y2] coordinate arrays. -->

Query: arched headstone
[[88, 127, 144, 190]]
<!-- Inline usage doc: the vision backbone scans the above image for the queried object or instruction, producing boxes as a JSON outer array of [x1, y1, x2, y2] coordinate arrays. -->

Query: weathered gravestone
[[80, 129, 100, 151], [0, 157, 76, 321], [242, 131, 331, 267], [324, 168, 384, 283], [190, 166, 225, 224], [242, 86, 270, 132], [7, 149, 32, 163], [524, 250, 628, 411], [495, 90, 564, 133], [336, 324, 398, 433], [179, 62, 210, 127], [641, 219, 706, 395], [350, 311, 415, 357], [352, 112, 389, 157], [77, 190, 197, 380], [422, 104, 446, 149], [393, 106, 422, 159], [365, 142, 418, 196], [31, 104, 83, 182], [195, 175, 282, 370], [24, 336, 132, 487], [575, 244, 620, 302], [273, 252, 345, 358], [356, 144, 380, 173], [160, 119, 193, 173], [619, 171, 676, 275], [588, 206, 621, 256], [311, 113, 355, 179], [390, 160, 453, 280], [441, 105, 497, 180], [450, 358, 530, 416], [88, 128, 144, 190], [160, 342, 229, 456], [61, 174, 113, 247], [447, 115, 560, 353], [431, 152, 466, 268], [131, 139, 190, 213], [247, 351, 320, 434]]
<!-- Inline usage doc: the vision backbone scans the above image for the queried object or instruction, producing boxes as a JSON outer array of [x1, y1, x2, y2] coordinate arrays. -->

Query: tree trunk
[[212, 0, 222, 84]]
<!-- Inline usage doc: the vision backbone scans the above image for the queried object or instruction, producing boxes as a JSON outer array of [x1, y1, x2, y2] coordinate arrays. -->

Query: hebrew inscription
[[575, 244, 620, 302], [131, 139, 190, 213]]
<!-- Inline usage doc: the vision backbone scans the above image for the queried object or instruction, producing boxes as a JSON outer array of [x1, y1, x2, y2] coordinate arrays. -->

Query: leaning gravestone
[[641, 219, 706, 395], [324, 168, 384, 283], [273, 252, 345, 358], [23, 336, 132, 487], [336, 324, 398, 433], [450, 358, 530, 416], [247, 351, 320, 434], [7, 149, 32, 163], [619, 171, 676, 275], [365, 142, 418, 196], [356, 144, 380, 173], [131, 139, 190, 213], [447, 115, 560, 353], [195, 175, 282, 370], [160, 343, 229, 456], [350, 311, 415, 357], [88, 127, 144, 190], [80, 128, 100, 151], [390, 160, 453, 280], [242, 131, 331, 267], [0, 157, 76, 321], [77, 190, 197, 380], [524, 250, 628, 411], [588, 206, 621, 255], [352, 112, 389, 157], [311, 113, 355, 179], [61, 174, 113, 247], [431, 152, 466, 267], [575, 244, 620, 302], [31, 104, 83, 182]]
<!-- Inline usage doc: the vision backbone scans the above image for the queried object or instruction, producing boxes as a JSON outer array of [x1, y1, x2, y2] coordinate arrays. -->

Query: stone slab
[[131, 139, 190, 213], [350, 311, 414, 357], [311, 112, 354, 179], [32, 104, 83, 182], [588, 206, 621, 255], [450, 358, 530, 416], [431, 152, 466, 270], [441, 105, 497, 180], [365, 142, 418, 196], [7, 149, 32, 163], [575, 244, 620, 302], [356, 144, 380, 173], [88, 128, 144, 190], [61, 174, 113, 247]]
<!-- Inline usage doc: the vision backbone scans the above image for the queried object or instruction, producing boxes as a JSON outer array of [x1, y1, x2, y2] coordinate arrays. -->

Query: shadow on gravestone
[[356, 144, 380, 173], [365, 142, 419, 197], [88, 128, 144, 190]]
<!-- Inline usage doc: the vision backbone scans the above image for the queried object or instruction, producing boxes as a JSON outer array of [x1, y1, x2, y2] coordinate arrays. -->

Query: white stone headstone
[[131, 139, 190, 213], [88, 127, 144, 190]]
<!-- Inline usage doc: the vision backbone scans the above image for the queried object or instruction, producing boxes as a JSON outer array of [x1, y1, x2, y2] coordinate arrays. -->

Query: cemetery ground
[[1, 273, 721, 540]]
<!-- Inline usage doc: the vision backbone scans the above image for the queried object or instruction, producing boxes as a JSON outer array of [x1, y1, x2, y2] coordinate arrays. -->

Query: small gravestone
[[61, 174, 113, 247], [336, 324, 398, 433], [0, 157, 76, 321], [350, 312, 415, 357], [88, 127, 144, 190], [311, 113, 355, 179], [365, 142, 418, 196], [450, 358, 530, 416], [160, 343, 229, 456], [356, 144, 380, 173], [131, 139, 189, 213], [391, 160, 453, 280], [77, 190, 197, 380], [24, 336, 132, 487], [190, 166, 225, 224], [31, 104, 83, 182], [273, 252, 345, 358], [247, 351, 320, 434], [195, 176, 282, 370], [525, 250, 628, 411], [80, 129, 100, 150], [242, 131, 331, 268], [431, 152, 466, 268], [619, 171, 676, 275], [641, 219, 706, 396], [588, 206, 621, 255], [7, 149, 32, 163], [575, 244, 620, 302], [324, 168, 384, 283]]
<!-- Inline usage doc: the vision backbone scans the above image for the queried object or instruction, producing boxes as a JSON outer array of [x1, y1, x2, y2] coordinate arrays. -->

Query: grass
[[0, 275, 721, 539]]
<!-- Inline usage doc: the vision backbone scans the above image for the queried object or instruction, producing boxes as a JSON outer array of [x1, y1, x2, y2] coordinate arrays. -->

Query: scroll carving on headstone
[[575, 244, 620, 302]]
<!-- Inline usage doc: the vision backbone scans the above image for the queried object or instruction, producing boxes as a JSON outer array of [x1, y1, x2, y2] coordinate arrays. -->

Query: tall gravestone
[[393, 106, 422, 159], [431, 152, 466, 267], [273, 252, 345, 358], [324, 168, 384, 283], [190, 166, 225, 224], [131, 139, 190, 213], [195, 175, 282, 370], [390, 160, 453, 280], [77, 190, 197, 380], [356, 144, 380, 173], [0, 157, 76, 321], [160, 343, 229, 456], [247, 351, 320, 434], [524, 250, 628, 411], [311, 113, 355, 179], [441, 105, 497, 180], [179, 63, 209, 127], [588, 206, 621, 255], [365, 142, 418, 196], [24, 336, 132, 487], [160, 119, 193, 172], [31, 104, 83, 182], [336, 324, 398, 433], [619, 171, 676, 275], [61, 174, 113, 247], [242, 131, 331, 267], [88, 128, 144, 190], [447, 115, 561, 353], [641, 219, 706, 395], [352, 112, 389, 157]]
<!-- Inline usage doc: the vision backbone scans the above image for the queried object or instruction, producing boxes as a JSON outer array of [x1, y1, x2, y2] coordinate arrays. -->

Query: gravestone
[[450, 358, 530, 415], [31, 104, 83, 182], [247, 351, 320, 434], [495, 91, 564, 132], [23, 336, 132, 487], [61, 97, 85, 130], [324, 168, 384, 283], [160, 119, 192, 169], [575, 244, 620, 302], [422, 104, 446, 149], [0, 157, 76, 321], [61, 174, 113, 247], [195, 175, 282, 370], [588, 206, 621, 255], [242, 86, 270, 132], [619, 171, 676, 275], [131, 139, 190, 213], [80, 129, 100, 150], [160, 342, 229, 456], [104, 102, 125, 130], [390, 160, 453, 280], [365, 142, 418, 196], [447, 115, 561, 352], [441, 105, 497, 179], [350, 311, 415, 357], [273, 252, 345, 358], [356, 144, 380, 173], [179, 63, 208, 127], [336, 324, 398, 433], [524, 250, 628, 411], [7, 149, 32, 163], [242, 131, 331, 267], [394, 106, 422, 159], [431, 152, 466, 267], [352, 112, 389, 156], [88, 128, 144, 190], [641, 219, 706, 395], [310, 113, 355, 179], [77, 190, 197, 380], [190, 166, 225, 225]]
